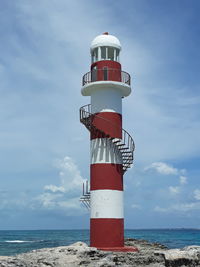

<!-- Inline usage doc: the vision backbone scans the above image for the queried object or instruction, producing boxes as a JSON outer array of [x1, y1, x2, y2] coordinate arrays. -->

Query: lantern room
[[90, 32, 121, 63], [89, 33, 123, 83]]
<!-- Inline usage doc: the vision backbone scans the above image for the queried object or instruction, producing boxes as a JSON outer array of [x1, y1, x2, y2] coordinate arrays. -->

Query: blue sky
[[0, 0, 200, 230]]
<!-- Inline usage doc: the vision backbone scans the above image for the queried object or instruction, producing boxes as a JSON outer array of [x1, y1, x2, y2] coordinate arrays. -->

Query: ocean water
[[0, 229, 200, 256]]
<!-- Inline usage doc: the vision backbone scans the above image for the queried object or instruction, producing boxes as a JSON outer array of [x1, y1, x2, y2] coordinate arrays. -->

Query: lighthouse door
[[103, 67, 108, 81]]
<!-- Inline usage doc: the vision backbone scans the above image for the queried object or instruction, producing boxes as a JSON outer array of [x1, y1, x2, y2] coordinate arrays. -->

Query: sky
[[0, 0, 200, 230]]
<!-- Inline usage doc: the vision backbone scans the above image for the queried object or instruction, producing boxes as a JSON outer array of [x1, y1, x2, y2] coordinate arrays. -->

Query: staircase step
[[80, 104, 135, 173], [113, 140, 121, 144], [119, 146, 129, 150], [117, 144, 125, 148]]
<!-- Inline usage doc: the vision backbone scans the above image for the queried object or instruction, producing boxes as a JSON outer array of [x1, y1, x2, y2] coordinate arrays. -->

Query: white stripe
[[91, 87, 122, 114], [81, 81, 131, 98], [91, 138, 122, 164], [90, 190, 124, 219]]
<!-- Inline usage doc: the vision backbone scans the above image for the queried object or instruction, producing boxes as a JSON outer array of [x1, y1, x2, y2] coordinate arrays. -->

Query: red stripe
[[91, 164, 123, 190], [90, 112, 122, 139], [91, 60, 121, 71], [90, 218, 124, 248], [91, 61, 122, 83]]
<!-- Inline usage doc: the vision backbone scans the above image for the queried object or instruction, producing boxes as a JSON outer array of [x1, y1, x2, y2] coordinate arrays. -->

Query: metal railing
[[80, 180, 90, 209], [80, 104, 135, 172], [82, 69, 131, 86]]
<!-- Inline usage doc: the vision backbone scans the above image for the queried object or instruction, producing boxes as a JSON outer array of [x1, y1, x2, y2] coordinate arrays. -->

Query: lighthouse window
[[91, 50, 94, 62], [92, 46, 120, 62], [92, 48, 98, 63], [101, 46, 106, 60], [108, 47, 114, 61], [116, 49, 120, 62]]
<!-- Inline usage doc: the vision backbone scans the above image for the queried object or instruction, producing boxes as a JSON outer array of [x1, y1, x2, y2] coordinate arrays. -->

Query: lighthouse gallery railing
[[82, 69, 131, 86]]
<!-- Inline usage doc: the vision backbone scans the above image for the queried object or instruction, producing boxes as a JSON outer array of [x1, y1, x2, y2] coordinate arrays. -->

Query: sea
[[0, 229, 200, 256]]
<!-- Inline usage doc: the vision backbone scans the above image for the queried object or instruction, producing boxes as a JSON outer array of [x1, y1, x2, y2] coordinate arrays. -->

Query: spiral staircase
[[79, 104, 135, 209]]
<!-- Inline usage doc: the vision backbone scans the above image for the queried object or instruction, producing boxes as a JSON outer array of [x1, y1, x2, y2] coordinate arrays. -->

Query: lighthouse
[[80, 33, 137, 251]]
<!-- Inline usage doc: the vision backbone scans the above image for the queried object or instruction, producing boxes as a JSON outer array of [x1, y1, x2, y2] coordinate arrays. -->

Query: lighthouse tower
[[80, 33, 136, 251]]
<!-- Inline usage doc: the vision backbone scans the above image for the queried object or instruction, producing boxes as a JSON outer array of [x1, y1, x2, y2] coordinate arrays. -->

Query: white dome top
[[90, 33, 121, 51]]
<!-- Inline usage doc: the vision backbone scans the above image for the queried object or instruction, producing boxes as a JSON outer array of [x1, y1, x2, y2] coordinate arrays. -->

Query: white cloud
[[180, 169, 187, 175], [194, 189, 200, 200], [54, 156, 86, 193], [167, 175, 187, 196], [154, 206, 169, 213], [44, 185, 65, 193], [176, 202, 200, 212], [169, 186, 180, 195], [58, 198, 81, 209], [131, 204, 141, 209], [154, 202, 200, 213], [37, 193, 63, 209], [179, 176, 187, 185], [0, 191, 31, 210], [37, 193, 81, 211], [37, 156, 86, 212], [145, 162, 178, 175]]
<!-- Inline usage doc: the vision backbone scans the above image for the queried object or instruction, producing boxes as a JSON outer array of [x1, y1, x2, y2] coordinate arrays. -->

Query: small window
[[101, 47, 106, 60], [92, 48, 98, 63], [116, 49, 120, 62], [108, 47, 114, 61]]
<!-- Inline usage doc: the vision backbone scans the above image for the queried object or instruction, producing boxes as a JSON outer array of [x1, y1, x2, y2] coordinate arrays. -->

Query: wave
[[5, 240, 34, 243]]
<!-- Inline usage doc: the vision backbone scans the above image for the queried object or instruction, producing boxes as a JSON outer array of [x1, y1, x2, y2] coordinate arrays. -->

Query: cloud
[[36, 156, 86, 213], [154, 202, 200, 213], [44, 185, 65, 193], [0, 155, 86, 215], [53, 156, 86, 193], [169, 186, 180, 195], [168, 175, 187, 195], [154, 206, 169, 213], [36, 192, 80, 211], [36, 192, 63, 209], [131, 204, 141, 210], [179, 176, 187, 185], [194, 189, 200, 200], [145, 162, 179, 175], [0, 191, 32, 211], [0, 0, 105, 174]]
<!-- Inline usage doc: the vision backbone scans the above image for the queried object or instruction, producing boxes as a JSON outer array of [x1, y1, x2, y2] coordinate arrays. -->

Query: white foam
[[5, 240, 34, 243]]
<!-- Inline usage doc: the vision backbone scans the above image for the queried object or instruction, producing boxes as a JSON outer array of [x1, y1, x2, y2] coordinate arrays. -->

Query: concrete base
[[97, 246, 139, 252]]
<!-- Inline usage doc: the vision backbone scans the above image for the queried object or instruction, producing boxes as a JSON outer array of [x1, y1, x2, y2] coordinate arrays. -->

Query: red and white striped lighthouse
[[80, 33, 137, 251]]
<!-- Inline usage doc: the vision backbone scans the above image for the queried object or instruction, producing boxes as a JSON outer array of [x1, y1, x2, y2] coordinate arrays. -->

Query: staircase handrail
[[80, 104, 135, 172]]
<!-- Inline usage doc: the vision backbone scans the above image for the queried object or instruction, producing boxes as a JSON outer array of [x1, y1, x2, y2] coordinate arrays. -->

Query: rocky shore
[[0, 238, 200, 267]]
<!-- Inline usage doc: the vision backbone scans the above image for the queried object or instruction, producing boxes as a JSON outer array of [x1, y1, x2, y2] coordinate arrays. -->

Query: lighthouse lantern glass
[[91, 46, 120, 63], [107, 47, 114, 61], [92, 48, 98, 63], [101, 47, 106, 60], [116, 49, 120, 61]]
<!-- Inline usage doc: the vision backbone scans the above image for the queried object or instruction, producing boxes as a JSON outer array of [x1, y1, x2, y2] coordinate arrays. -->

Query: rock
[[155, 245, 200, 267], [0, 239, 199, 266]]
